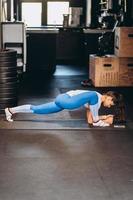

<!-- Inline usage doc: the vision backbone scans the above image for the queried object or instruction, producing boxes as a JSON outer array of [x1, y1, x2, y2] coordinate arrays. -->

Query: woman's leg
[[9, 105, 33, 114], [5, 92, 95, 122], [5, 101, 63, 121], [31, 102, 63, 114], [31, 92, 92, 114], [55, 92, 94, 109], [5, 105, 33, 122]]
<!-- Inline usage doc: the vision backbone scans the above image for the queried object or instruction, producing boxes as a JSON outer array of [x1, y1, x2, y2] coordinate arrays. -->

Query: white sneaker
[[93, 120, 110, 127], [5, 108, 13, 122]]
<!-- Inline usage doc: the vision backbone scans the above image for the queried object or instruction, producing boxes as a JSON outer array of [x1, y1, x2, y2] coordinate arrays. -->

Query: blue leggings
[[31, 92, 92, 114]]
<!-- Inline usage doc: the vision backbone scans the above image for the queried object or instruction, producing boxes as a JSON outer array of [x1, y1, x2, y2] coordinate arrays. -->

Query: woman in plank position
[[5, 90, 124, 127]]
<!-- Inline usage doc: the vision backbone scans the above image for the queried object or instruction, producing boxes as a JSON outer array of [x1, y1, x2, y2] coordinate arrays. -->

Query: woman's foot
[[5, 108, 13, 122]]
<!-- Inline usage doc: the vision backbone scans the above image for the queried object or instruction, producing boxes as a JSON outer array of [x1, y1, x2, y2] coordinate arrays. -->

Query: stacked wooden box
[[115, 27, 133, 86], [89, 27, 133, 87]]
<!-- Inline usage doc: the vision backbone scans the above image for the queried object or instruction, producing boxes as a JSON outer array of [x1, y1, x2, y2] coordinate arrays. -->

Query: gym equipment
[[0, 49, 18, 114]]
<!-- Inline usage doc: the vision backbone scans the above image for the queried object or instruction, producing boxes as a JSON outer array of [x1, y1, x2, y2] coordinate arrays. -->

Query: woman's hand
[[93, 115, 114, 127]]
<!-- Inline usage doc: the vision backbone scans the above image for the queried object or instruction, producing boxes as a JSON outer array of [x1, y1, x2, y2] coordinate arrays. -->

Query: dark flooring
[[0, 64, 133, 200]]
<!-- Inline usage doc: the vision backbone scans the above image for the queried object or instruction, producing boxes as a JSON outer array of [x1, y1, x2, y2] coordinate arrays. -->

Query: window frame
[[19, 0, 70, 26]]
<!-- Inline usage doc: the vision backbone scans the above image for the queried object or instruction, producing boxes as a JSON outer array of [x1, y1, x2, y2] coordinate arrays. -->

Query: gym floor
[[0, 64, 133, 200]]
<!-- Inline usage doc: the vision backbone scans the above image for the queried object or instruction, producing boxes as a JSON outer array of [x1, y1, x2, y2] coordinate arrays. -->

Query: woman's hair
[[104, 91, 126, 124], [104, 91, 123, 105]]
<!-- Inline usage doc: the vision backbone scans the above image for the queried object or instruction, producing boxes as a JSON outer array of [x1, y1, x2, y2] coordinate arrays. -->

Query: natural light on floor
[[47, 1, 69, 25], [22, 3, 42, 27]]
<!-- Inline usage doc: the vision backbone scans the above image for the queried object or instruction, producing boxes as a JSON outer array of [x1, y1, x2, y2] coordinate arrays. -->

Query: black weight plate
[[0, 62, 17, 68], [0, 66, 17, 73], [0, 72, 17, 78], [0, 101, 17, 108], [0, 97, 18, 104], [0, 77, 17, 83], [0, 49, 17, 57], [0, 93, 17, 99], [0, 87, 17, 93], [0, 57, 16, 62], [0, 82, 18, 87]]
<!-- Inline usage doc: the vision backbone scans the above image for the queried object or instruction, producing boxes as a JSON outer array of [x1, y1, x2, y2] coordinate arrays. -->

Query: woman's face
[[103, 96, 114, 108]]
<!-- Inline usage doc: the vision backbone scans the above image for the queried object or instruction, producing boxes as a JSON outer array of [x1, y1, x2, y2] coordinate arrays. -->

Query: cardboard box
[[89, 55, 119, 87], [89, 55, 133, 87], [114, 27, 133, 57]]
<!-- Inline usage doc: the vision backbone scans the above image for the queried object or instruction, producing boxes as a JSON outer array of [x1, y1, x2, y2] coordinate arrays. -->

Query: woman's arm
[[86, 107, 114, 125], [102, 115, 114, 124], [99, 115, 113, 120], [86, 108, 93, 124]]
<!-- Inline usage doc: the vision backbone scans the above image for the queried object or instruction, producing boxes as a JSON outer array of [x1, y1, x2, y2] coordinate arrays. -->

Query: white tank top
[[66, 90, 89, 97]]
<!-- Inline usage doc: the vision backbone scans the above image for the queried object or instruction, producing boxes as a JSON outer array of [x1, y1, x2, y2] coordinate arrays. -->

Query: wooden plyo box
[[89, 55, 119, 87], [114, 27, 133, 57], [119, 58, 133, 86], [89, 55, 133, 87]]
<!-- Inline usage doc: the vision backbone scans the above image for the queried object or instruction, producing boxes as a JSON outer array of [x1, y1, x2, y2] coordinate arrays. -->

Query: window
[[22, 3, 42, 27], [47, 1, 69, 25]]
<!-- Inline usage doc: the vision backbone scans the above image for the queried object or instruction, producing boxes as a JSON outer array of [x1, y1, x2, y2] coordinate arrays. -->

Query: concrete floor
[[0, 129, 133, 200], [0, 65, 133, 200]]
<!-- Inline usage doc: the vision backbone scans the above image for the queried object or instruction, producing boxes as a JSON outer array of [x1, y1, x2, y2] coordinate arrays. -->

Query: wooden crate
[[114, 27, 133, 57], [89, 55, 119, 87], [119, 58, 133, 86], [89, 55, 133, 87]]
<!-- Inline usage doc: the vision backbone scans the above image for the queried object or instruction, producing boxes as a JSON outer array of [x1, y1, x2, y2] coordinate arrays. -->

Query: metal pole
[[7, 0, 14, 21], [0, 0, 2, 22], [0, 0, 2, 48]]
